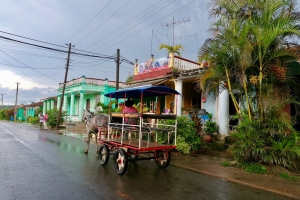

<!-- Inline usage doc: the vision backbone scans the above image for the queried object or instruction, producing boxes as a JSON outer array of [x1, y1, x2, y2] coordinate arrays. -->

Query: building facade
[[127, 53, 231, 135], [57, 76, 125, 121]]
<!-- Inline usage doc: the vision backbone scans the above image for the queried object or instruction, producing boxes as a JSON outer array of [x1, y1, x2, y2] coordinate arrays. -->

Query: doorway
[[86, 99, 90, 110]]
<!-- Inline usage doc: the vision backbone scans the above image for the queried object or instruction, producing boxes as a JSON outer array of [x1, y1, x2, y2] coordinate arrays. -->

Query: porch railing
[[173, 56, 201, 70], [59, 77, 125, 89]]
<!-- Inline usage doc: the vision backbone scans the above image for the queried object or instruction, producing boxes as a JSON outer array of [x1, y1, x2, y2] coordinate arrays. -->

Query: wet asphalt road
[[0, 121, 293, 200]]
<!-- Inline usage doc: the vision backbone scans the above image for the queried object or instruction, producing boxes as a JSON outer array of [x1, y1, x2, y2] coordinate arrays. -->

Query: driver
[[124, 98, 138, 125]]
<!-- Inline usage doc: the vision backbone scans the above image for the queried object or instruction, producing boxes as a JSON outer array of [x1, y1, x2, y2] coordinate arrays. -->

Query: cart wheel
[[155, 150, 171, 169], [113, 149, 128, 175], [98, 145, 110, 166]]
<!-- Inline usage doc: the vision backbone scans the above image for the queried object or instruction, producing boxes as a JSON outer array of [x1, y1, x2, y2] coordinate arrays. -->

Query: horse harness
[[83, 111, 107, 134]]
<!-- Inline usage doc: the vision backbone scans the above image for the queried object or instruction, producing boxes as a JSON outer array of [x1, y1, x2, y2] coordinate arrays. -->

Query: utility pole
[[14, 82, 20, 121], [0, 93, 5, 109], [115, 49, 120, 106], [162, 16, 190, 46], [56, 43, 72, 129]]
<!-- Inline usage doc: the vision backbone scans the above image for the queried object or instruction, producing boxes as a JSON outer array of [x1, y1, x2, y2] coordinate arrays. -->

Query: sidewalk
[[170, 150, 300, 199]]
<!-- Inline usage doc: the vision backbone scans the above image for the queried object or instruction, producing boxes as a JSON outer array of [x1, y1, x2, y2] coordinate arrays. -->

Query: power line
[[92, 0, 195, 53], [83, 0, 165, 50], [68, 0, 114, 42], [89, 0, 177, 52], [0, 35, 118, 59], [0, 62, 63, 69], [0, 31, 68, 49], [75, 0, 132, 46], [0, 50, 61, 82]]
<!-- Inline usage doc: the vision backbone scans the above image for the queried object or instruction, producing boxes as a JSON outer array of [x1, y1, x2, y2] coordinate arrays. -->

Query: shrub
[[47, 109, 67, 128], [177, 116, 202, 152], [4, 108, 14, 120], [0, 109, 8, 120], [229, 114, 300, 169], [156, 116, 202, 154], [176, 136, 191, 154], [28, 116, 39, 124]]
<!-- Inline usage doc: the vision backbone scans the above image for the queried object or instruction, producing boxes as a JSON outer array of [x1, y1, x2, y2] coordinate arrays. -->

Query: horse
[[81, 109, 109, 154]]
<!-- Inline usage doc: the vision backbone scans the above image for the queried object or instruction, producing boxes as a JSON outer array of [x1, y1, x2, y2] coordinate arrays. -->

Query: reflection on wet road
[[0, 121, 292, 200]]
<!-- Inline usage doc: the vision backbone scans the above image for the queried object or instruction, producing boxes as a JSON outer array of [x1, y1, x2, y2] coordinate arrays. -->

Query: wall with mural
[[138, 57, 169, 74]]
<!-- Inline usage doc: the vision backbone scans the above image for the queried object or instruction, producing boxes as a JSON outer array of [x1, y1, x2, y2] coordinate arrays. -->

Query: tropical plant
[[178, 116, 202, 152], [155, 116, 202, 154], [133, 103, 149, 113], [204, 113, 218, 136], [200, 0, 300, 168], [229, 112, 300, 169], [189, 109, 204, 134], [199, 0, 300, 121], [125, 74, 134, 83], [96, 100, 121, 114], [159, 44, 185, 56], [47, 108, 67, 128]]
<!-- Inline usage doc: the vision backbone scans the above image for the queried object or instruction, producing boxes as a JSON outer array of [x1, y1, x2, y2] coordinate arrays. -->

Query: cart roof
[[104, 85, 180, 98]]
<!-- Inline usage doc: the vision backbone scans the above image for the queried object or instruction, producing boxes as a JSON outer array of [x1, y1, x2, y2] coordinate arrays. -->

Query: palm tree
[[159, 44, 184, 57], [199, 0, 300, 121]]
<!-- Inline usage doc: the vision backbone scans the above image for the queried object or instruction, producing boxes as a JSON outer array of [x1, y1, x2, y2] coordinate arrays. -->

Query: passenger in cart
[[124, 98, 138, 125]]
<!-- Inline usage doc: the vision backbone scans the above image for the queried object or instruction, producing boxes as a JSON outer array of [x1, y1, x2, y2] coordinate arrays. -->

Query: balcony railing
[[134, 55, 206, 75], [174, 56, 201, 70], [59, 77, 125, 88]]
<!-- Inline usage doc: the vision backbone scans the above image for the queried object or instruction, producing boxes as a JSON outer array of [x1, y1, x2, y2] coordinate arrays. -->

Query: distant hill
[[1, 105, 14, 109]]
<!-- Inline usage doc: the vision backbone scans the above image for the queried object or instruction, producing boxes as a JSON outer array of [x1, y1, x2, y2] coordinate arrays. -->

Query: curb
[[170, 162, 299, 199]]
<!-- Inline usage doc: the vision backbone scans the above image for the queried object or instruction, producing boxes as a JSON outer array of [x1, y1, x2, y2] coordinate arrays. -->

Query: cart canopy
[[104, 85, 180, 99]]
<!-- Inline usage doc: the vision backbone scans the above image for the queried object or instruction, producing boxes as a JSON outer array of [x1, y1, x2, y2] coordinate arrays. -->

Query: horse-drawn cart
[[98, 86, 180, 175]]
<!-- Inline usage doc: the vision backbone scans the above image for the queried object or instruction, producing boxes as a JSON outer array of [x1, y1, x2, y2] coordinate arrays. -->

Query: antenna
[[162, 16, 190, 46]]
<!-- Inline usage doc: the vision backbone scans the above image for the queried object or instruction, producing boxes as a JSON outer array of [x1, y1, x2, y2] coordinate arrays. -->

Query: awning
[[123, 78, 169, 88], [104, 85, 181, 98]]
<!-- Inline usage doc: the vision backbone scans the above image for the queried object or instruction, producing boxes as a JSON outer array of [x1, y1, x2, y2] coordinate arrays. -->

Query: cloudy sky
[[1, 0, 299, 105]]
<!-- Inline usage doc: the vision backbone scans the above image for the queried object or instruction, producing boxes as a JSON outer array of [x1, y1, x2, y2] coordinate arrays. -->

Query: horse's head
[[82, 109, 93, 122]]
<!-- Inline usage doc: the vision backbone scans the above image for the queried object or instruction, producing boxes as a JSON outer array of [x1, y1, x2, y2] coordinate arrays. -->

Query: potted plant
[[204, 114, 218, 142]]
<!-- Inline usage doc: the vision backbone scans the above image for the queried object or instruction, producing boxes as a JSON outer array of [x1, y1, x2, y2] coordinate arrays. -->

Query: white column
[[78, 90, 85, 121], [100, 92, 105, 106], [50, 100, 54, 110], [70, 92, 75, 116], [43, 101, 46, 115], [63, 94, 68, 112], [57, 95, 61, 109], [46, 100, 50, 111], [218, 82, 229, 135], [174, 78, 183, 116]]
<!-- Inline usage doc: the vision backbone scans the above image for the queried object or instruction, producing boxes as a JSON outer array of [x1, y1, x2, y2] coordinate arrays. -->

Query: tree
[[159, 44, 185, 56], [199, 0, 300, 168], [199, 0, 300, 122]]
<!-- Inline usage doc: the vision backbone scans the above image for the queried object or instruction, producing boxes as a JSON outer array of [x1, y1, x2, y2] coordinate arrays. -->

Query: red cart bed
[[97, 86, 180, 175]]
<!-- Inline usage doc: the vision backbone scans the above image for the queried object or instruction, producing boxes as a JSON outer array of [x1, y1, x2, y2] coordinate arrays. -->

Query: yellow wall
[[182, 82, 201, 110], [165, 81, 175, 113]]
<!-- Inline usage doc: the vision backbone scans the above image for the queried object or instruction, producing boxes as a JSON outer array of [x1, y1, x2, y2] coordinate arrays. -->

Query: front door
[[86, 99, 90, 110]]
